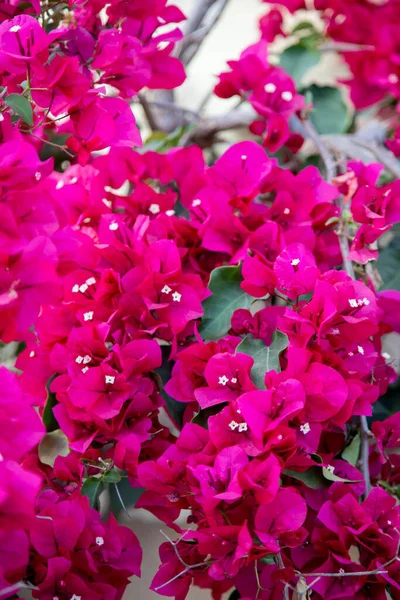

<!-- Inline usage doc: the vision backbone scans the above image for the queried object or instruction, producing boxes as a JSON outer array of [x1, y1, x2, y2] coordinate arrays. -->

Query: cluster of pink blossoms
[[0, 1, 400, 600]]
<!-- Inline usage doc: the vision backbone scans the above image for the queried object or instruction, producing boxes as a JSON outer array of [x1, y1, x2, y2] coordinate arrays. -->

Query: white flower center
[[238, 422, 248, 432], [172, 291, 181, 302], [162, 285, 172, 294], [105, 375, 115, 384], [229, 420, 239, 430], [281, 91, 293, 101], [265, 83, 277, 93], [291, 258, 300, 266], [96, 536, 104, 546], [83, 311, 94, 321], [192, 199, 202, 207], [149, 204, 160, 214], [300, 422, 311, 435], [109, 222, 119, 231], [218, 375, 229, 386]]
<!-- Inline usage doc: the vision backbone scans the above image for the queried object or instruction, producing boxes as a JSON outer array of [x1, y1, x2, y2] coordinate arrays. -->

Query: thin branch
[[138, 93, 158, 132], [113, 482, 131, 520], [318, 42, 375, 53], [349, 138, 400, 179], [179, 0, 231, 67], [179, 105, 254, 147], [275, 553, 290, 600], [291, 115, 335, 181], [28, 131, 75, 158], [360, 415, 372, 496]]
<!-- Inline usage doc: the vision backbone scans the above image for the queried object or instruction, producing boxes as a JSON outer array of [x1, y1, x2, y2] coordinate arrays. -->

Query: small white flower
[[102, 198, 112, 208], [35, 172, 41, 181], [109, 222, 119, 231], [300, 422, 311, 435], [10, 25, 21, 32], [53, 596, 60, 600], [382, 352, 391, 360], [281, 91, 293, 102], [229, 421, 239, 431], [79, 283, 88, 293], [105, 375, 115, 384], [56, 180, 64, 190], [338, 568, 345, 575], [29, 350, 35, 358], [326, 465, 335, 474], [241, 154, 247, 161], [161, 285, 172, 294], [330, 328, 340, 335], [348, 352, 354, 356], [75, 356, 84, 364], [264, 82, 277, 93], [218, 375, 229, 386], [149, 203, 160, 214], [72, 284, 80, 293], [83, 355, 91, 364], [83, 217, 91, 224], [357, 346, 364, 355], [363, 297, 370, 306], [237, 408, 241, 414], [238, 422, 248, 433], [388, 520, 392, 525], [192, 199, 202, 207], [283, 207, 290, 215], [389, 73, 399, 84], [86, 277, 96, 286], [96, 536, 105, 546], [70, 595, 82, 600], [231, 377, 237, 384], [277, 434, 283, 441], [70, 177, 78, 184], [81, 366, 89, 374], [348, 299, 358, 308], [166, 209, 175, 216], [172, 291, 182, 302], [83, 311, 94, 321], [291, 258, 300, 266]]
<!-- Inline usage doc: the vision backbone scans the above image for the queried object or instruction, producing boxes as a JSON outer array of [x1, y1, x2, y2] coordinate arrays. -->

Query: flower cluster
[[0, 1, 400, 600], [215, 39, 304, 152]]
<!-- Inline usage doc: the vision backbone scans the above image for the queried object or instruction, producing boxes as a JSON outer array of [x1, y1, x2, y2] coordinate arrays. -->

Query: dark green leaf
[[43, 395, 59, 432], [103, 469, 122, 483], [236, 331, 288, 388], [342, 433, 361, 466], [307, 85, 350, 134], [261, 555, 276, 565], [228, 591, 241, 600], [191, 404, 226, 429], [141, 125, 192, 152], [279, 45, 320, 86], [199, 264, 255, 340], [81, 477, 104, 509], [38, 429, 69, 467], [284, 467, 329, 489], [377, 234, 400, 291], [155, 346, 186, 429], [5, 93, 33, 126]]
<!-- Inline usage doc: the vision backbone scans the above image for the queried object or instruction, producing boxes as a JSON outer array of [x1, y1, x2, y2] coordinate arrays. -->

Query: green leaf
[[236, 331, 288, 389], [279, 45, 320, 86], [103, 469, 122, 483], [4, 93, 33, 126], [342, 433, 361, 466], [377, 234, 400, 291], [307, 85, 350, 134], [228, 591, 241, 600], [155, 346, 186, 429], [199, 264, 255, 340], [322, 467, 362, 483], [81, 477, 104, 509], [141, 125, 192, 152], [38, 429, 69, 467], [191, 404, 225, 429], [43, 377, 60, 433], [284, 467, 329, 489]]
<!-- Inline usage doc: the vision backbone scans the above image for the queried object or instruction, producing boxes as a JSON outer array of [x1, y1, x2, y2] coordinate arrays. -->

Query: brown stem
[[138, 93, 158, 131]]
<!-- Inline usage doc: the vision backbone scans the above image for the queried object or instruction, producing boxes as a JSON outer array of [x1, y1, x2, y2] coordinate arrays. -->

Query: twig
[[28, 131, 75, 158], [275, 553, 290, 600], [154, 530, 211, 592], [0, 581, 38, 598], [360, 415, 372, 496], [300, 550, 400, 579], [138, 93, 158, 132], [179, 0, 231, 67], [318, 42, 375, 53], [179, 105, 255, 147], [350, 138, 400, 179], [291, 115, 335, 181], [113, 482, 131, 519]]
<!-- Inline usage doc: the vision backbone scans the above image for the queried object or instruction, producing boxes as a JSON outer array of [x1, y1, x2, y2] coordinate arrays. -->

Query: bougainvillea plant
[[1, 0, 400, 599]]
